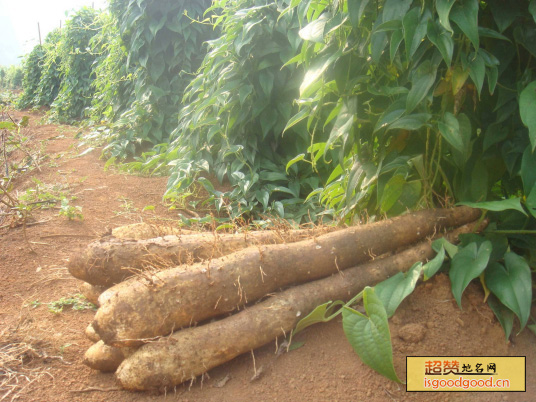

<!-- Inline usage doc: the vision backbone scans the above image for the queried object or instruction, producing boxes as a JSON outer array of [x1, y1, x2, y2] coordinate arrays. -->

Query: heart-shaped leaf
[[485, 253, 532, 331], [342, 287, 401, 382], [375, 262, 423, 317], [406, 60, 437, 113], [292, 300, 345, 336], [423, 246, 446, 280], [487, 294, 515, 341], [450, 241, 492, 308], [436, 0, 456, 33], [450, 0, 479, 50]]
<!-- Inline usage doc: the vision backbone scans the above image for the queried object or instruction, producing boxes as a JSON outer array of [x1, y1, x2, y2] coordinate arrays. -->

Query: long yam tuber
[[116, 220, 482, 390], [69, 227, 336, 287], [94, 207, 480, 346]]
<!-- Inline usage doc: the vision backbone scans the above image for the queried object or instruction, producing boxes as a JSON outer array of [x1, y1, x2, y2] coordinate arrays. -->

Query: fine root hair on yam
[[94, 207, 481, 346], [116, 220, 484, 390], [83, 341, 134, 372], [69, 225, 338, 288], [111, 222, 195, 240]]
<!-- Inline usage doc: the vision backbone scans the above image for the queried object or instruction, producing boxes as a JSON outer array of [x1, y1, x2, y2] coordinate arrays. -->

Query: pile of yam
[[69, 208, 483, 391]]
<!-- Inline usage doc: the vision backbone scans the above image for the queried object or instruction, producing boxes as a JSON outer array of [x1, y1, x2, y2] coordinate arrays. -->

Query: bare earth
[[0, 111, 534, 402]]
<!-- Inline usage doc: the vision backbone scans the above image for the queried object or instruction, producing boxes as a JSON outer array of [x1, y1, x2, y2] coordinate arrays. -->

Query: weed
[[58, 343, 72, 356], [25, 300, 41, 309], [58, 198, 83, 220], [47, 294, 95, 314], [114, 196, 137, 216], [18, 178, 69, 209]]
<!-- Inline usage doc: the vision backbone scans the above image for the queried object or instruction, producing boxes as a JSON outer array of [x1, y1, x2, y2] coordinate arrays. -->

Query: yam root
[[83, 341, 134, 372], [79, 282, 106, 307], [94, 207, 480, 346], [112, 223, 194, 240], [69, 227, 336, 287], [85, 323, 100, 343], [116, 220, 483, 390]]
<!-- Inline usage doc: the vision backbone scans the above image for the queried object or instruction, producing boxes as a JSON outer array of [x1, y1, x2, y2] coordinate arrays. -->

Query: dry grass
[[0, 322, 54, 402]]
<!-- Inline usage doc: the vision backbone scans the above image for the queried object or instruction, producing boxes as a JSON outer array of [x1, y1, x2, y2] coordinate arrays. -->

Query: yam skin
[[116, 220, 482, 390], [79, 282, 106, 307], [83, 341, 134, 372], [94, 207, 480, 346], [111, 223, 194, 240], [69, 227, 336, 288]]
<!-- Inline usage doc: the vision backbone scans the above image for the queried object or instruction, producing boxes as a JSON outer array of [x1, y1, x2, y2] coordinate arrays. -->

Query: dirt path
[[0, 111, 533, 402]]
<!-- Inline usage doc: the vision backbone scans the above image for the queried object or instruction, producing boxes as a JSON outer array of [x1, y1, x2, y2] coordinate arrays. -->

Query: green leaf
[[0, 122, 17, 130], [259, 70, 274, 98], [382, 0, 412, 22], [374, 262, 423, 318], [374, 20, 402, 33], [286, 154, 306, 173], [457, 198, 527, 216], [374, 99, 405, 132], [485, 253, 532, 331], [486, 66, 498, 95], [519, 81, 536, 151], [521, 146, 536, 194], [292, 300, 345, 336], [342, 288, 401, 383], [300, 49, 342, 96], [390, 29, 404, 63], [478, 27, 510, 42], [255, 190, 269, 210], [436, 0, 456, 33], [379, 175, 405, 213], [423, 246, 446, 280], [432, 237, 459, 258], [487, 295, 515, 341], [468, 53, 485, 98], [403, 8, 430, 60], [348, 0, 370, 29], [427, 19, 454, 66], [530, 0, 536, 24], [449, 241, 492, 308], [526, 185, 536, 219], [406, 60, 437, 113], [438, 112, 464, 153], [450, 0, 479, 50], [325, 98, 355, 150], [283, 109, 309, 134], [387, 113, 431, 131], [488, 0, 521, 32], [299, 13, 329, 43]]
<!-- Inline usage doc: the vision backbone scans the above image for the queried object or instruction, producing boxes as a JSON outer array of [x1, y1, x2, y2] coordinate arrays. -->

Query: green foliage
[[0, 65, 23, 90], [47, 294, 96, 314], [281, 0, 536, 379], [101, 0, 213, 157], [342, 287, 401, 383], [17, 45, 45, 109], [151, 0, 324, 221], [49, 8, 102, 123], [58, 198, 84, 220], [87, 11, 134, 126], [34, 29, 63, 107]]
